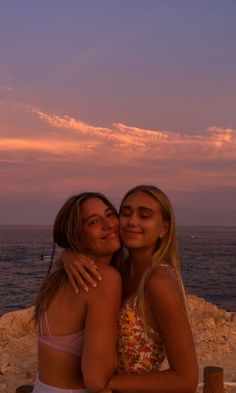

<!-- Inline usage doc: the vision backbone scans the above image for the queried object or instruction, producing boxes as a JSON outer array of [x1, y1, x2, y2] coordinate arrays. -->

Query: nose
[[102, 216, 115, 229], [126, 212, 138, 227]]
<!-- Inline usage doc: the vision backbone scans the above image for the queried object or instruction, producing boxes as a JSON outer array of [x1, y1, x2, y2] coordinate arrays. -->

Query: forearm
[[84, 356, 116, 392], [107, 368, 198, 393]]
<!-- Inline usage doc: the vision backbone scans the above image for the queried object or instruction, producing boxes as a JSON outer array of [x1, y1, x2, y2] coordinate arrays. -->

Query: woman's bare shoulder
[[86, 264, 121, 300], [146, 264, 182, 303], [149, 263, 178, 283], [98, 263, 121, 280]]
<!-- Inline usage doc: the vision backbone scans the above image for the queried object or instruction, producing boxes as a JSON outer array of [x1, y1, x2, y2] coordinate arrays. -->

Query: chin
[[104, 244, 120, 255], [111, 243, 121, 252], [122, 239, 143, 248], [111, 238, 121, 248]]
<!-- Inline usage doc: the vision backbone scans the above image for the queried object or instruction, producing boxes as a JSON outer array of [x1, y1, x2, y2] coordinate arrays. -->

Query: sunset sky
[[0, 1, 235, 225]]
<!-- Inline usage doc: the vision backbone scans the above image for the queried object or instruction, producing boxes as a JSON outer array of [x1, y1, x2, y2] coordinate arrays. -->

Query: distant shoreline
[[1, 225, 235, 315]]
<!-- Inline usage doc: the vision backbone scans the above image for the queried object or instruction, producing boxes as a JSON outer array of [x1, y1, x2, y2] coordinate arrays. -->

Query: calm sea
[[0, 225, 235, 316]]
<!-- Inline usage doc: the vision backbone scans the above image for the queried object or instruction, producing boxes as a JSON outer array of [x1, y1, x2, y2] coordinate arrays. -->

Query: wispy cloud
[[0, 137, 99, 155], [0, 104, 235, 224], [29, 108, 236, 157], [0, 105, 235, 200], [1, 106, 235, 167], [208, 126, 234, 147]]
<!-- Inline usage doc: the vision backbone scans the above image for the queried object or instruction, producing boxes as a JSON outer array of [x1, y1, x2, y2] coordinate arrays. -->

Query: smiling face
[[119, 191, 169, 254], [79, 197, 120, 261]]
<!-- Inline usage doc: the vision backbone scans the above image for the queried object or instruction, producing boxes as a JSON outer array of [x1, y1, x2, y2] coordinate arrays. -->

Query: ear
[[160, 220, 170, 239]]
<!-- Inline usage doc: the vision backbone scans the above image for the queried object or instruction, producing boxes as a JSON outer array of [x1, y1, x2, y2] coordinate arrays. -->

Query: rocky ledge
[[1, 295, 236, 393]]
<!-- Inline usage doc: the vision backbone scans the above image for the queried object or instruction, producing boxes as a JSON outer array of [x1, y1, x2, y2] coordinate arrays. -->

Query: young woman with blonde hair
[[63, 185, 198, 393]]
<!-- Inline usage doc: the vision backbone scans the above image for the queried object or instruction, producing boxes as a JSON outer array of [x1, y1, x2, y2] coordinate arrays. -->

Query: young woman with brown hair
[[33, 192, 122, 393]]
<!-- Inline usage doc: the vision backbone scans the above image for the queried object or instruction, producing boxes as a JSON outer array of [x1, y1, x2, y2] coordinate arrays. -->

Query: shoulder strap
[[159, 263, 176, 273], [40, 310, 52, 336]]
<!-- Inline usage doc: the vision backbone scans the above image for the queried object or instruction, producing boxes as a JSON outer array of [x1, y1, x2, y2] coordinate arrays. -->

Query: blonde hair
[[120, 185, 187, 328], [34, 192, 119, 323]]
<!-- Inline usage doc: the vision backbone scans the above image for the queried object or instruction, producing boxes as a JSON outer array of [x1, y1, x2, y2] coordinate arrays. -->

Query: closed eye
[[88, 218, 99, 226], [139, 212, 152, 218], [106, 211, 116, 218], [120, 208, 131, 217]]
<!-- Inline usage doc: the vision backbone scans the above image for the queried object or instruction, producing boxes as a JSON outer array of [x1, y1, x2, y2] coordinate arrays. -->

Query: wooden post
[[16, 385, 33, 393], [203, 366, 224, 393]]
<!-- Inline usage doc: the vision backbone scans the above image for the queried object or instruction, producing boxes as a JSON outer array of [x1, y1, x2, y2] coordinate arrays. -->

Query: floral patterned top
[[116, 295, 166, 374]]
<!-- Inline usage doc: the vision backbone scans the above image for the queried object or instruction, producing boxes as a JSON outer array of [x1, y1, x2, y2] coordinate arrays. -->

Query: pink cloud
[[0, 137, 99, 155], [208, 126, 234, 147], [30, 108, 236, 161], [0, 105, 235, 207]]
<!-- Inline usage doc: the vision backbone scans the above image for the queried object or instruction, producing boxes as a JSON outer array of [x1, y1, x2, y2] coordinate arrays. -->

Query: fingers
[[74, 256, 102, 282], [77, 266, 98, 289], [69, 264, 90, 292], [64, 253, 103, 293], [67, 270, 79, 294], [83, 261, 102, 282], [68, 265, 99, 292], [80, 257, 99, 271]]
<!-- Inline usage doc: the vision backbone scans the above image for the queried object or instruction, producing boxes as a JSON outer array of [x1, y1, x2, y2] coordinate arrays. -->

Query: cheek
[[112, 216, 119, 228], [82, 228, 99, 248], [144, 221, 160, 237], [119, 216, 127, 228], [148, 220, 166, 239]]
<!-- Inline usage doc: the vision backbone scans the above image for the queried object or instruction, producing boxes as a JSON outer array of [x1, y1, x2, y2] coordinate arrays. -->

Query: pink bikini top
[[38, 310, 84, 357]]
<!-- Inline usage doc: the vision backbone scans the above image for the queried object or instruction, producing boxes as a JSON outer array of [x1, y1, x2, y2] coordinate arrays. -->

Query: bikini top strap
[[159, 263, 176, 273], [39, 310, 52, 336]]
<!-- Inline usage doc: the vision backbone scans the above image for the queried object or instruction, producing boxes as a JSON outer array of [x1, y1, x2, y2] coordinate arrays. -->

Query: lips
[[102, 232, 118, 240], [122, 230, 142, 235]]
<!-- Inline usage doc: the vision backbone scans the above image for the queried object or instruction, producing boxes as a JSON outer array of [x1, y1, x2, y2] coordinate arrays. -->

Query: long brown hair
[[34, 192, 120, 323]]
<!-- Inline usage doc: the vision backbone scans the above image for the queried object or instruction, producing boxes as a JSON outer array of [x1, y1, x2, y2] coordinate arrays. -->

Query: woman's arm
[[59, 249, 102, 293], [107, 267, 198, 393], [82, 264, 122, 393]]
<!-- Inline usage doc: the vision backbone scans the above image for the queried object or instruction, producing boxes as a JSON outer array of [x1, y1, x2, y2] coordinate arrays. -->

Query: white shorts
[[32, 378, 90, 393]]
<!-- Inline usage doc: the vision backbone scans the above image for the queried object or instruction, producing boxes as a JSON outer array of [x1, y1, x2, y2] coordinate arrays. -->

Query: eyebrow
[[83, 207, 114, 223], [121, 205, 154, 213]]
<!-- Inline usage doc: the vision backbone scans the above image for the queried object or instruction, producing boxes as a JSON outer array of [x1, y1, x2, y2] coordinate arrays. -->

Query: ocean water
[[0, 225, 235, 316]]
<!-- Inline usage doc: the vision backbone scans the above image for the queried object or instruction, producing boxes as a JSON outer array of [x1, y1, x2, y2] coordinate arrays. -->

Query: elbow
[[184, 380, 199, 393], [83, 364, 116, 393], [181, 371, 199, 393], [83, 375, 107, 393], [171, 364, 198, 393], [82, 355, 117, 392]]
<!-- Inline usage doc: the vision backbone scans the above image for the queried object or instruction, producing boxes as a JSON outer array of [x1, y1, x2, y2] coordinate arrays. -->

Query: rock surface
[[1, 295, 236, 393], [188, 295, 236, 381], [0, 307, 37, 393]]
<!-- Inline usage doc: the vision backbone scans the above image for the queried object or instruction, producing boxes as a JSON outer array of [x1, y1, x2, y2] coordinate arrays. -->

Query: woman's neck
[[122, 250, 152, 299], [94, 254, 112, 265], [127, 248, 154, 286]]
